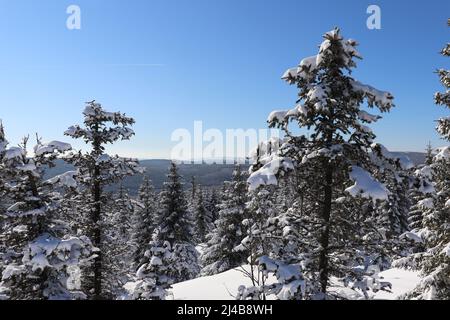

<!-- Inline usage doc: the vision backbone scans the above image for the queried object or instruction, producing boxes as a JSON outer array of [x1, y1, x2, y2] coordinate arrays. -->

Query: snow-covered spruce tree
[[274, 175, 297, 215], [425, 142, 434, 165], [185, 176, 197, 224], [371, 147, 413, 240], [405, 142, 436, 239], [111, 185, 134, 247], [246, 28, 396, 299], [235, 183, 279, 300], [190, 176, 197, 203], [408, 191, 431, 234], [155, 162, 199, 282], [103, 184, 135, 294], [435, 23, 450, 141], [64, 101, 142, 299], [361, 146, 419, 271], [206, 188, 220, 224], [171, 240, 200, 283], [387, 175, 411, 236], [407, 146, 435, 234], [0, 122, 11, 277], [193, 187, 214, 243], [156, 162, 192, 244], [395, 20, 450, 299], [125, 241, 174, 300], [132, 176, 157, 269], [0, 132, 92, 300], [0, 121, 6, 153], [201, 165, 248, 276]]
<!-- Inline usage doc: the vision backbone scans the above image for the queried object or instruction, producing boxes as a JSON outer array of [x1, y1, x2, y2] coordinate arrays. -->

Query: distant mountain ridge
[[46, 152, 426, 195], [389, 152, 426, 166], [45, 159, 250, 195]]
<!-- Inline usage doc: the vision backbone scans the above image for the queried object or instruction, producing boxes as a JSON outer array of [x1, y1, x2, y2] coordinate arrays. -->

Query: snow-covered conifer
[[425, 142, 434, 165], [247, 28, 396, 299], [193, 187, 213, 243], [155, 163, 199, 282], [156, 162, 192, 244], [132, 176, 157, 269], [201, 166, 248, 275], [0, 131, 92, 300], [171, 243, 200, 283], [407, 150, 435, 233], [125, 241, 174, 300], [375, 166, 412, 239], [395, 21, 450, 299], [206, 189, 220, 223], [235, 185, 278, 300], [103, 185, 135, 295], [64, 101, 142, 299]]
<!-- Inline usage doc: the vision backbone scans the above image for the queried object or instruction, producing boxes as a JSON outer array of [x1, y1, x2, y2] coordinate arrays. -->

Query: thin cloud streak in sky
[[0, 63, 165, 69], [104, 63, 165, 67]]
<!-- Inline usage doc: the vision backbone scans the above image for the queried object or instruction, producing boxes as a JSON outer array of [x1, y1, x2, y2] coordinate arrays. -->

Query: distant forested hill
[[45, 159, 249, 194], [46, 152, 425, 195]]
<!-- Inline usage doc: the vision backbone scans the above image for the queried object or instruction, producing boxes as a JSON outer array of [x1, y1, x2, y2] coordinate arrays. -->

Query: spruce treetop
[[64, 100, 135, 149], [250, 28, 395, 198], [434, 20, 450, 141]]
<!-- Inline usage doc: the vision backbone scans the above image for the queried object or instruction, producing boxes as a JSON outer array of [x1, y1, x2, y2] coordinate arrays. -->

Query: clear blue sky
[[0, 0, 448, 159]]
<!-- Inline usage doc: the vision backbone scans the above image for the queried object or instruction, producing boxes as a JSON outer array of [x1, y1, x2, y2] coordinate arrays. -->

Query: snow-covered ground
[[171, 265, 420, 300], [372, 268, 421, 300], [172, 266, 272, 300]]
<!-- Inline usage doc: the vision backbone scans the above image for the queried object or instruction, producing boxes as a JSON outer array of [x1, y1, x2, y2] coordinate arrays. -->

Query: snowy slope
[[171, 265, 420, 300], [372, 268, 421, 300], [172, 265, 274, 300]]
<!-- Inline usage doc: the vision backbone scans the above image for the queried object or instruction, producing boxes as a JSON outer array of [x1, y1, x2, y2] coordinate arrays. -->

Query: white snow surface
[[434, 146, 450, 161], [46, 171, 78, 188], [418, 198, 434, 210], [16, 163, 37, 172], [358, 110, 380, 123], [34, 141, 71, 156], [247, 137, 294, 191], [247, 156, 293, 191], [370, 269, 421, 300], [350, 80, 394, 110], [267, 110, 288, 123], [96, 154, 111, 164], [345, 166, 390, 201], [415, 165, 433, 180], [172, 265, 275, 300], [171, 265, 420, 300], [401, 231, 423, 243], [4, 147, 24, 160], [441, 242, 450, 258], [281, 55, 317, 83]]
